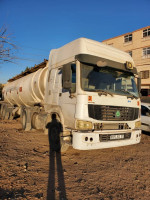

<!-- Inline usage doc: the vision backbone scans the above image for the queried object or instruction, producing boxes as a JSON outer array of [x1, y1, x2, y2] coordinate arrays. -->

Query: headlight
[[135, 121, 141, 128], [76, 120, 93, 130]]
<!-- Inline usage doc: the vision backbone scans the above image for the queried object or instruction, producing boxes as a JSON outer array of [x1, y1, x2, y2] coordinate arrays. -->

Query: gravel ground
[[0, 118, 150, 200]]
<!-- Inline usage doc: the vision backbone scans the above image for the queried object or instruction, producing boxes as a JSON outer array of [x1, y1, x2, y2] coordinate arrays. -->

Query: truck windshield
[[81, 63, 139, 98]]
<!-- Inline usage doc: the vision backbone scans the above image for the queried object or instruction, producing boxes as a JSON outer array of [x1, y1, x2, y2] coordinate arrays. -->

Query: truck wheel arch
[[45, 106, 65, 132]]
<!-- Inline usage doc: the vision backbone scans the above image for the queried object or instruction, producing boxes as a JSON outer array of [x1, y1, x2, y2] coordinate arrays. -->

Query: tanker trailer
[[1, 38, 142, 152], [1, 65, 48, 121]]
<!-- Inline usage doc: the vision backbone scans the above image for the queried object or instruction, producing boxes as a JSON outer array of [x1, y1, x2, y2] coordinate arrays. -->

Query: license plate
[[110, 134, 124, 140]]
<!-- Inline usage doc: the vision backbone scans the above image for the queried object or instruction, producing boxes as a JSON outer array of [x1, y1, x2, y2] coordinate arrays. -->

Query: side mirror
[[62, 64, 72, 89]]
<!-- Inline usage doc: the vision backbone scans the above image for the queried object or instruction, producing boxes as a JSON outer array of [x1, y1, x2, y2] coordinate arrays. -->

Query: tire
[[0, 104, 3, 115], [0, 104, 4, 116], [49, 120, 69, 152], [22, 109, 27, 130], [4, 110, 10, 120], [2, 105, 6, 119], [60, 140, 70, 152]]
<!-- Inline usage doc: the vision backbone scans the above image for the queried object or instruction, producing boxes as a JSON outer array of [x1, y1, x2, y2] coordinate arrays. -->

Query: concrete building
[[102, 26, 150, 96]]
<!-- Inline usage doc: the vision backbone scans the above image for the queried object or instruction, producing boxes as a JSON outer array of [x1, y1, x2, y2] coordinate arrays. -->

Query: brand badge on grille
[[115, 110, 121, 117]]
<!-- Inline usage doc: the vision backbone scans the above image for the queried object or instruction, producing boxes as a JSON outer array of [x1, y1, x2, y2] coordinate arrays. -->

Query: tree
[[0, 26, 17, 63]]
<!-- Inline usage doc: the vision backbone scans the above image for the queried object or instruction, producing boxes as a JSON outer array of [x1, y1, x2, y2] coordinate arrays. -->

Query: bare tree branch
[[0, 26, 17, 64]]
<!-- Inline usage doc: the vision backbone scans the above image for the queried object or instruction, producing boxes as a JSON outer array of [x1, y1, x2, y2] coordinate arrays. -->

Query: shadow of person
[[46, 114, 67, 200]]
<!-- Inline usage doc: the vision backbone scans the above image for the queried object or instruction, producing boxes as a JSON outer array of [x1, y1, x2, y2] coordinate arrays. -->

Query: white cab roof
[[49, 38, 134, 67]]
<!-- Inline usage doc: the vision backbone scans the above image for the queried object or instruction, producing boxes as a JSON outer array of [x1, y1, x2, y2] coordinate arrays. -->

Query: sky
[[0, 0, 150, 83]]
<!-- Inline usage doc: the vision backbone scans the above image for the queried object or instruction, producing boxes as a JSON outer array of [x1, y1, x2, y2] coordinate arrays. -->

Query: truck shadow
[[46, 115, 67, 200]]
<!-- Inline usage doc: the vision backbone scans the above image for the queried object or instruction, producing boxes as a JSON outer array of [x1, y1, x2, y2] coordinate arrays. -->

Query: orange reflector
[[137, 101, 140, 106], [19, 87, 22, 92], [88, 96, 92, 101]]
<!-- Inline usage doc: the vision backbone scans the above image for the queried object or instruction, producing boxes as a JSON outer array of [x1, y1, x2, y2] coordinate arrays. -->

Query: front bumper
[[72, 129, 141, 150]]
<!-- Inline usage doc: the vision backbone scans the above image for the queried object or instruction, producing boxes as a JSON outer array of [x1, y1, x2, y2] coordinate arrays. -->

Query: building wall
[[102, 26, 150, 94]]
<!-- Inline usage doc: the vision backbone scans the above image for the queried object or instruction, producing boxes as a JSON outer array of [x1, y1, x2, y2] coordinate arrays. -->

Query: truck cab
[[1, 38, 141, 151], [44, 38, 141, 150]]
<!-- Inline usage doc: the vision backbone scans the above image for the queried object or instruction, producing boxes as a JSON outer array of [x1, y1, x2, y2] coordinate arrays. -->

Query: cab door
[[58, 64, 77, 128]]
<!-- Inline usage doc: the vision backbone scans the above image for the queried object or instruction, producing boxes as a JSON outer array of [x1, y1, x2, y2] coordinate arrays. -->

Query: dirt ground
[[0, 117, 150, 200]]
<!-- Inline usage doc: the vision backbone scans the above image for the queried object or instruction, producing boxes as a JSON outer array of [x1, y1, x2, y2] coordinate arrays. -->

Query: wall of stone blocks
[[102, 26, 150, 89]]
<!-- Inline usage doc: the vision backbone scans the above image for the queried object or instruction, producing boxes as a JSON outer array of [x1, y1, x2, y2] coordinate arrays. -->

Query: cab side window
[[62, 63, 76, 93], [71, 64, 76, 93]]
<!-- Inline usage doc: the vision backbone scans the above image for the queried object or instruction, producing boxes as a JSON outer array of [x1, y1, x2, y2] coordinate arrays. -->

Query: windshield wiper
[[117, 89, 138, 99], [94, 89, 114, 97]]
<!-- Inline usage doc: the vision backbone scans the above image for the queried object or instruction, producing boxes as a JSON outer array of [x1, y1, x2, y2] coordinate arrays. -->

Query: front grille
[[94, 123, 130, 130], [88, 105, 139, 121], [99, 132, 131, 142]]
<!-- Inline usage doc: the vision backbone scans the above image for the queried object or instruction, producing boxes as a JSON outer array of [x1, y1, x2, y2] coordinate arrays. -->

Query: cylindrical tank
[[3, 66, 48, 107]]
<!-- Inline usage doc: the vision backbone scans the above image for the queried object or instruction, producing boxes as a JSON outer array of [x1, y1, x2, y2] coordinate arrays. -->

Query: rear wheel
[[0, 104, 4, 116], [22, 109, 27, 130], [4, 110, 10, 120], [0, 104, 3, 115], [1, 105, 6, 119]]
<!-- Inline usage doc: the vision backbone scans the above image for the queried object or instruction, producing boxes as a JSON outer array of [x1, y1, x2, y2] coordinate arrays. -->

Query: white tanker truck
[[1, 38, 141, 151]]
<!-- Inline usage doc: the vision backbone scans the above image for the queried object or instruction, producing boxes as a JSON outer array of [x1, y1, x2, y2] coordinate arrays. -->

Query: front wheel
[[49, 121, 69, 152]]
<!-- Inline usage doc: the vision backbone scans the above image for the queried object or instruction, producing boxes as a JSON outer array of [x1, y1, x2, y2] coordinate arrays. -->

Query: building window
[[143, 47, 150, 57], [140, 70, 150, 79], [143, 28, 150, 38], [124, 34, 132, 43], [128, 51, 132, 57]]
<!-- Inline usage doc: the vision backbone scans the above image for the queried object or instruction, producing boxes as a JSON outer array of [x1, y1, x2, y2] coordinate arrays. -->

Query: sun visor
[[75, 54, 138, 75]]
